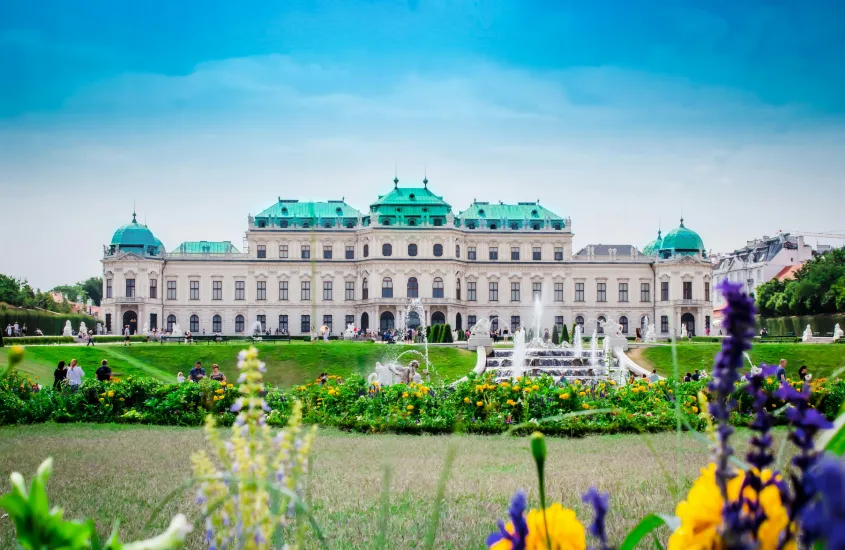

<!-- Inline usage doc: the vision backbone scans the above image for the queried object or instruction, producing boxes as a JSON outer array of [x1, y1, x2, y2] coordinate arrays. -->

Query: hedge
[[0, 308, 98, 337]]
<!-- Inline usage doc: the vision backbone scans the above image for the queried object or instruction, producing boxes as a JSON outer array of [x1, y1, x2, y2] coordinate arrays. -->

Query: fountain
[[802, 324, 813, 342], [343, 323, 356, 340], [573, 325, 583, 355], [834, 324, 843, 342], [644, 324, 657, 343], [589, 329, 598, 367], [62, 320, 73, 336], [511, 328, 527, 379], [365, 299, 435, 386]]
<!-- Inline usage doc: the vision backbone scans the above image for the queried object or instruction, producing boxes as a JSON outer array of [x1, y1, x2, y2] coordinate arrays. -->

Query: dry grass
[[0, 424, 789, 549]]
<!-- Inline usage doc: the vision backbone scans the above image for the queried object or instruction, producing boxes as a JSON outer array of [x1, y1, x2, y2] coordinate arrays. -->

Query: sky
[[1, 0, 844, 290]]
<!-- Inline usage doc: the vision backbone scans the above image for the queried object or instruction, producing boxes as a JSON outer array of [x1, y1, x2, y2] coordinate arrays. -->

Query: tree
[[442, 323, 453, 343], [570, 323, 577, 344], [561, 324, 569, 345], [81, 277, 103, 306], [551, 324, 560, 345], [755, 248, 845, 317]]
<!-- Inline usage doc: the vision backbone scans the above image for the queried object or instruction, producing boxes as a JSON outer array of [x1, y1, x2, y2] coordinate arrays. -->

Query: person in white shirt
[[648, 369, 660, 383], [66, 359, 85, 392], [177, 372, 186, 383]]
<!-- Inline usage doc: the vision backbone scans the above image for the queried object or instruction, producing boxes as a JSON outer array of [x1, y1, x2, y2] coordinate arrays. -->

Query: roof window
[[409, 193, 415, 199]]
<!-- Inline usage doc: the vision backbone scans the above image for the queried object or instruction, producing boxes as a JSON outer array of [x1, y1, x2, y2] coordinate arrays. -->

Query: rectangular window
[[235, 281, 245, 300], [279, 245, 288, 258], [126, 279, 135, 298], [279, 315, 288, 332], [468, 247, 477, 260], [705, 282, 710, 302], [467, 315, 477, 328], [510, 316, 521, 332], [279, 281, 288, 300], [210, 280, 221, 300], [532, 282, 542, 300], [301, 245, 310, 259], [257, 245, 266, 259], [640, 283, 650, 302], [490, 315, 499, 332], [468, 282, 477, 301], [683, 281, 693, 300], [661, 315, 669, 333], [575, 282, 585, 302], [555, 316, 564, 333], [345, 314, 354, 329], [190, 280, 200, 300], [345, 281, 354, 300], [149, 279, 157, 299], [323, 246, 332, 259], [105, 313, 112, 332], [323, 281, 333, 301], [256, 281, 266, 301], [661, 281, 669, 301], [489, 247, 498, 260], [489, 282, 499, 301], [554, 247, 564, 261], [167, 280, 176, 300], [345, 246, 354, 259], [323, 314, 332, 334], [363, 280, 368, 300], [596, 282, 607, 302], [554, 283, 563, 302], [511, 282, 520, 302], [511, 247, 520, 260], [106, 279, 113, 299], [532, 247, 541, 261], [150, 313, 158, 331], [619, 282, 628, 302], [301, 281, 310, 301], [301, 315, 310, 334], [257, 315, 266, 332]]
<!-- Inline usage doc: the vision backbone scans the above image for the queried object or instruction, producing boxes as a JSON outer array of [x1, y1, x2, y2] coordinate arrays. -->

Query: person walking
[[95, 360, 112, 382], [123, 325, 131, 346], [53, 361, 68, 390], [86, 329, 95, 347], [776, 359, 788, 383], [66, 359, 84, 392]]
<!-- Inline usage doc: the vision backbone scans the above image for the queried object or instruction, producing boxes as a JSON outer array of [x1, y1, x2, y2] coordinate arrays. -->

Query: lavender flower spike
[[487, 490, 529, 550], [582, 487, 611, 550]]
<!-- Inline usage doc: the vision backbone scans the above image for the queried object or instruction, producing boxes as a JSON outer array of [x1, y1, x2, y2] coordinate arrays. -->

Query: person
[[66, 359, 84, 392], [177, 371, 186, 383], [209, 364, 226, 384], [22, 324, 27, 336], [543, 329, 550, 343], [123, 325, 131, 346], [705, 327, 710, 336], [776, 359, 788, 383], [5, 324, 12, 337], [35, 328, 43, 336], [761, 327, 768, 338], [185, 330, 193, 345], [798, 365, 810, 381], [53, 361, 68, 390], [318, 372, 328, 385], [189, 361, 206, 382], [95, 360, 112, 382], [86, 329, 95, 347], [14, 322, 20, 337], [648, 369, 660, 383], [641, 373, 648, 380], [635, 327, 642, 342], [683, 372, 692, 383], [692, 369, 700, 381]]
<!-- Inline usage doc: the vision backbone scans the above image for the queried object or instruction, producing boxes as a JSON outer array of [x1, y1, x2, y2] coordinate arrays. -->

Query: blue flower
[[582, 487, 610, 550], [487, 490, 529, 550], [801, 455, 845, 549]]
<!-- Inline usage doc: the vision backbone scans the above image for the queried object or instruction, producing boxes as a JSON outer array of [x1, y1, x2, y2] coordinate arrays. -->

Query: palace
[[100, 178, 713, 338]]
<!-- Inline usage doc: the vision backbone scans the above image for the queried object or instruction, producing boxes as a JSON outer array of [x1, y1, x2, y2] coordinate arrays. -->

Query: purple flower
[[230, 399, 243, 412], [487, 491, 528, 550], [801, 455, 845, 549], [582, 487, 610, 550]]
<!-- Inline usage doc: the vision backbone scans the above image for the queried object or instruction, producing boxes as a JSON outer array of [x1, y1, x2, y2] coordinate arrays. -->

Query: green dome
[[659, 218, 705, 257], [642, 230, 663, 256], [109, 213, 163, 256]]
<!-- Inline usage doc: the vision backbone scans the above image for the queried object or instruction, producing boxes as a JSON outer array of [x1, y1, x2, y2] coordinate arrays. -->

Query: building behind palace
[[101, 178, 714, 338]]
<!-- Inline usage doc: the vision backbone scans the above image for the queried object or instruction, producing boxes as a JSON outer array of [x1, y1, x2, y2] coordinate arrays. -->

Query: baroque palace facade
[[101, 178, 713, 338]]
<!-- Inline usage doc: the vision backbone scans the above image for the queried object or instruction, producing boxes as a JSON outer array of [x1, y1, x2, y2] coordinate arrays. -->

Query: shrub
[[442, 323, 453, 343], [551, 325, 560, 345], [561, 324, 569, 344]]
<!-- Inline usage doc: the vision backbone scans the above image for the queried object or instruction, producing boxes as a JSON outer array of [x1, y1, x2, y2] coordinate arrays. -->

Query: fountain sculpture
[[644, 324, 657, 343], [834, 324, 843, 342], [78, 321, 88, 338], [62, 320, 73, 337], [343, 323, 356, 340], [802, 324, 813, 342]]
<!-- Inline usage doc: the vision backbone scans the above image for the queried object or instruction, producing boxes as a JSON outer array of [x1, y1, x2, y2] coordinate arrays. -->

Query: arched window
[[235, 315, 245, 333], [408, 243, 418, 257], [432, 277, 444, 298], [190, 314, 199, 333], [382, 243, 392, 256], [382, 277, 393, 298], [456, 278, 461, 300], [433, 243, 443, 257], [363, 244, 369, 257], [431, 311, 446, 325], [362, 277, 369, 299], [456, 244, 461, 258], [575, 316, 585, 330], [407, 277, 419, 298], [619, 316, 629, 334], [380, 311, 395, 331], [597, 316, 606, 335], [212, 314, 222, 333], [167, 314, 176, 332]]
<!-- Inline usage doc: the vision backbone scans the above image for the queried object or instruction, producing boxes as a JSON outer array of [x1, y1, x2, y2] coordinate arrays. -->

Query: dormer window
[[408, 219, 416, 226], [467, 222, 476, 229], [422, 208, 428, 212], [280, 220, 288, 228], [336, 207, 343, 215], [281, 208, 288, 215], [531, 209, 538, 217], [409, 193, 415, 200], [510, 222, 518, 230], [553, 223, 561, 230], [478, 209, 485, 217], [490, 223, 497, 230], [258, 221, 266, 228]]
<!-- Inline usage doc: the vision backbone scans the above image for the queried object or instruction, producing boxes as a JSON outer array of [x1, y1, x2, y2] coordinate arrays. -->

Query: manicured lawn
[[0, 341, 477, 387], [636, 343, 845, 379], [0, 423, 786, 549]]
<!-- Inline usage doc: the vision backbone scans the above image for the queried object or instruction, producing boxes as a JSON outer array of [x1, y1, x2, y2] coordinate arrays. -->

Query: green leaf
[[619, 514, 679, 550], [818, 411, 845, 455]]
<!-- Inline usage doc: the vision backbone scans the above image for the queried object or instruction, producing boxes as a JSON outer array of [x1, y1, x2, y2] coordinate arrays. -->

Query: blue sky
[[1, 0, 844, 289]]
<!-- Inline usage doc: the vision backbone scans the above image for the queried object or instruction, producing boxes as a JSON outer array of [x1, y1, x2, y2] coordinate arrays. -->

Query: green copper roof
[[371, 180, 451, 208], [659, 218, 705, 257], [172, 241, 240, 254], [458, 200, 565, 229], [642, 230, 663, 256], [256, 199, 361, 219], [110, 213, 163, 256]]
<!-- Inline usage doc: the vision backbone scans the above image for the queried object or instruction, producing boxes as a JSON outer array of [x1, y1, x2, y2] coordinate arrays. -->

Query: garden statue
[[802, 324, 813, 342], [171, 323, 184, 337], [343, 323, 356, 340], [644, 324, 657, 343], [62, 320, 73, 336], [368, 359, 428, 386], [470, 317, 492, 337], [834, 323, 843, 342], [680, 324, 688, 339], [142, 322, 150, 335], [78, 321, 88, 338]]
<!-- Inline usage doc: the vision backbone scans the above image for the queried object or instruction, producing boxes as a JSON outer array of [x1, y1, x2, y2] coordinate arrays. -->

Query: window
[[149, 279, 157, 299], [323, 281, 332, 301], [554, 282, 563, 302], [323, 246, 332, 259], [190, 280, 200, 300], [468, 315, 477, 328], [345, 245, 354, 259], [576, 316, 585, 330], [279, 281, 288, 301], [167, 314, 176, 332], [489, 282, 499, 301], [323, 315, 332, 334], [620, 316, 629, 334], [301, 281, 311, 301], [255, 281, 265, 300], [575, 282, 584, 302], [597, 316, 606, 334], [301, 245, 310, 259], [213, 315, 222, 333], [279, 315, 288, 333], [300, 315, 311, 334], [211, 281, 222, 300], [382, 277, 393, 298], [468, 246, 477, 260], [167, 280, 177, 300], [150, 313, 157, 330], [407, 277, 419, 298], [641, 283, 650, 302], [433, 277, 444, 298], [235, 281, 245, 300], [279, 245, 288, 258], [661, 315, 669, 333], [489, 315, 499, 332], [619, 283, 628, 302], [363, 244, 369, 257], [456, 244, 460, 258], [683, 281, 693, 300], [382, 243, 392, 256], [510, 316, 521, 332], [555, 316, 564, 333], [433, 244, 443, 257], [345, 281, 354, 300], [105, 313, 112, 332], [468, 281, 477, 301], [597, 283, 607, 302], [511, 247, 520, 260], [257, 245, 266, 259], [705, 282, 710, 301], [408, 243, 418, 257], [532, 247, 541, 261], [362, 278, 369, 299], [126, 279, 135, 298], [235, 315, 245, 333], [532, 282, 541, 300], [345, 314, 354, 328], [489, 247, 498, 260], [554, 247, 563, 261], [106, 279, 112, 299], [190, 314, 200, 332], [511, 282, 520, 302], [456, 279, 461, 300], [661, 281, 669, 301]]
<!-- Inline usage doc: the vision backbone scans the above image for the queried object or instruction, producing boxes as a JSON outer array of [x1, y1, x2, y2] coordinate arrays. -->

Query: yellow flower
[[489, 503, 586, 550], [659, 380, 666, 386], [107, 391, 115, 397], [560, 393, 570, 400], [464, 397, 471, 404], [668, 464, 794, 550], [579, 391, 586, 397], [402, 392, 409, 398], [119, 397, 125, 401], [99, 398, 104, 402], [513, 386, 521, 392], [216, 388, 224, 394], [101, 392, 106, 397], [525, 388, 532, 394], [476, 401, 484, 407], [407, 405, 414, 411], [582, 403, 590, 409], [692, 406, 699, 413], [532, 385, 539, 391], [507, 399, 517, 406], [104, 404, 110, 407], [227, 383, 234, 389], [212, 396, 218, 401]]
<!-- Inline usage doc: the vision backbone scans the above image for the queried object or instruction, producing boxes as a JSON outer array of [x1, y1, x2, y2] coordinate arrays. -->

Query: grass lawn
[[0, 423, 788, 549], [0, 341, 477, 387], [633, 342, 845, 379]]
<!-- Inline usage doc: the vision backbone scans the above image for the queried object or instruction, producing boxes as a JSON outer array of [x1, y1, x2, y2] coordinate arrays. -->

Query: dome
[[659, 218, 705, 257], [109, 213, 163, 256], [642, 230, 663, 256]]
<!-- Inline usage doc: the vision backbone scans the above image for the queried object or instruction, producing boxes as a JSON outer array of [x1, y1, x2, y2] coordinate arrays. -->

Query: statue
[[343, 323, 356, 340], [78, 321, 88, 338], [644, 324, 657, 343], [388, 359, 424, 384], [142, 322, 150, 335], [62, 320, 73, 337], [802, 324, 813, 342], [368, 359, 428, 387], [680, 324, 688, 339], [470, 318, 492, 337], [834, 324, 843, 342]]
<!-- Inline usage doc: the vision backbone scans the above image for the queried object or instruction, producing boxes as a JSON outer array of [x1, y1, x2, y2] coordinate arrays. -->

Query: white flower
[[122, 513, 192, 550]]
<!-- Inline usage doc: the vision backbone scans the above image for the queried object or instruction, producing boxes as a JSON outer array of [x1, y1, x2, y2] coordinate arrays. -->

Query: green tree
[[81, 277, 103, 306], [442, 323, 453, 343], [551, 324, 560, 345], [561, 324, 569, 344]]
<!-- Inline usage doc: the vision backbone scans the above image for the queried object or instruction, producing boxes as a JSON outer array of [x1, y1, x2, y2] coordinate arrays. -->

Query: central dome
[[109, 213, 163, 256], [659, 218, 705, 257]]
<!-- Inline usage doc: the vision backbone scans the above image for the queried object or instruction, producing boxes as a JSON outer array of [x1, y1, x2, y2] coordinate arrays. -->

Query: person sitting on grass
[[683, 372, 692, 383], [209, 364, 226, 384], [189, 361, 206, 382], [66, 359, 84, 392], [692, 369, 701, 381], [648, 369, 660, 383], [177, 371, 185, 383], [53, 361, 68, 390], [95, 360, 112, 382], [798, 364, 810, 381]]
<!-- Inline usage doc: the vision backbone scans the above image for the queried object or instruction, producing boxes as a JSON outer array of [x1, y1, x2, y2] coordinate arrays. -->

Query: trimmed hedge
[[0, 308, 98, 337]]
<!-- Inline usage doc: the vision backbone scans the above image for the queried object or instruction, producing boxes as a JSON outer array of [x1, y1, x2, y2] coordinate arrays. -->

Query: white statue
[[802, 324, 813, 342], [78, 321, 88, 338], [600, 318, 623, 339], [644, 324, 657, 343], [680, 324, 689, 339], [142, 322, 150, 335], [470, 318, 492, 337], [343, 323, 356, 339], [171, 323, 184, 337], [834, 324, 843, 342], [367, 360, 427, 387], [62, 320, 73, 336]]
